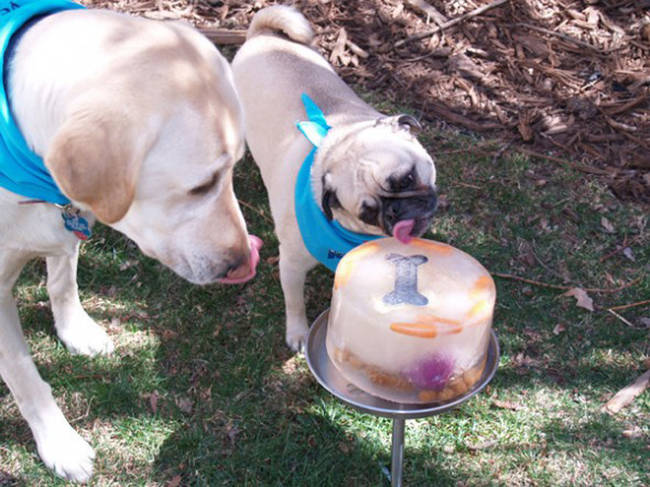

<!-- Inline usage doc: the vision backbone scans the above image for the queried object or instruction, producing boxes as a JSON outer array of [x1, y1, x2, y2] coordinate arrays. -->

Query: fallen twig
[[199, 27, 247, 45], [608, 299, 650, 312], [599, 235, 642, 263], [604, 369, 650, 414], [426, 102, 502, 131], [454, 181, 483, 190], [395, 0, 509, 47], [516, 23, 607, 55], [603, 95, 648, 116], [517, 148, 611, 176], [492, 273, 640, 294], [237, 199, 274, 225], [607, 308, 638, 328]]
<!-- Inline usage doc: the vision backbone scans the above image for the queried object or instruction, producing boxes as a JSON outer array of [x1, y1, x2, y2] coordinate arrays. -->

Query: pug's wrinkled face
[[316, 116, 437, 239]]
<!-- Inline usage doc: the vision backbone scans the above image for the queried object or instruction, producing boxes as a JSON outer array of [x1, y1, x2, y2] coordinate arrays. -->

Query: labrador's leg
[[0, 250, 95, 482], [278, 241, 317, 352], [47, 244, 114, 356]]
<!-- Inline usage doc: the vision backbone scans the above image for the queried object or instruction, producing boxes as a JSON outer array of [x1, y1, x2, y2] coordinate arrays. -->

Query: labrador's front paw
[[36, 422, 95, 483], [57, 313, 114, 357]]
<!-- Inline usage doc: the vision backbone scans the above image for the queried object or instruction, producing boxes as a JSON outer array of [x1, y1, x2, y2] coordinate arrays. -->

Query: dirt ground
[[84, 0, 650, 203]]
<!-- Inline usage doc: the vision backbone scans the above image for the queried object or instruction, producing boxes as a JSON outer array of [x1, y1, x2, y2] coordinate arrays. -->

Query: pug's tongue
[[393, 219, 415, 244]]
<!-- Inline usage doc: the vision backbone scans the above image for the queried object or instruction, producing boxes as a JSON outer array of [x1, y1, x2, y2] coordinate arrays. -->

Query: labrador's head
[[45, 24, 260, 284]]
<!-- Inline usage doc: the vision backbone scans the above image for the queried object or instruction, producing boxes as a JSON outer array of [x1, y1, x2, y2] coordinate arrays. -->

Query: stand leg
[[391, 418, 405, 487]]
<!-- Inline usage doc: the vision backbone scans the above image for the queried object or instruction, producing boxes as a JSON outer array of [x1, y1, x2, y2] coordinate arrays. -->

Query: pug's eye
[[390, 169, 416, 192], [360, 201, 379, 225], [190, 171, 221, 195]]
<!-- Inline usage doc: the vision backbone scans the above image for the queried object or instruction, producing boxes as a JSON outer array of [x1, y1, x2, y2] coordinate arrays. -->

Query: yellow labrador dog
[[232, 6, 437, 351], [0, 2, 261, 482]]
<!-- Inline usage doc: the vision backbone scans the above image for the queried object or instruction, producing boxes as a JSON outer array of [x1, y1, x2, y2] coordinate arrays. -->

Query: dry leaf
[[149, 391, 159, 414], [226, 424, 240, 445], [563, 288, 594, 311], [466, 439, 498, 450], [553, 323, 566, 335], [161, 329, 179, 340], [601, 216, 615, 233], [176, 396, 193, 414], [119, 259, 138, 271], [622, 428, 643, 439], [622, 247, 635, 261], [492, 399, 522, 410], [166, 475, 182, 487]]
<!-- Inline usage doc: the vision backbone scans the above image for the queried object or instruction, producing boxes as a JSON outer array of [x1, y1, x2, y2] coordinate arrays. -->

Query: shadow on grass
[[2, 142, 647, 485]]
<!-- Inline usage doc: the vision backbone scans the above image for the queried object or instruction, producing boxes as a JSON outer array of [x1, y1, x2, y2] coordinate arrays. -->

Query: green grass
[[1, 109, 648, 486]]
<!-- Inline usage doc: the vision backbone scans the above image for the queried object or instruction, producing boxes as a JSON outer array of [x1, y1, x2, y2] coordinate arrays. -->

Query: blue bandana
[[295, 93, 381, 272], [0, 0, 84, 205]]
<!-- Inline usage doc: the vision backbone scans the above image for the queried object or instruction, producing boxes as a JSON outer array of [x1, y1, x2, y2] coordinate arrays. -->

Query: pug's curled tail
[[246, 6, 314, 45]]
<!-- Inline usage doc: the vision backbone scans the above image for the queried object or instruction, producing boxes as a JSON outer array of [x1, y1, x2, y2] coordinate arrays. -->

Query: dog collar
[[0, 1, 90, 239], [0, 0, 84, 206], [295, 93, 380, 271]]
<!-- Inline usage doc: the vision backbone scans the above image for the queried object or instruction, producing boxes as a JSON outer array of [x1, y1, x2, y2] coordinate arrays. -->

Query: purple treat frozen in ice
[[404, 355, 455, 390]]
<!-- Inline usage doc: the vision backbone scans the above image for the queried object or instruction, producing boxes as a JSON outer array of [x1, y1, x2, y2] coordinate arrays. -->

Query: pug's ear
[[396, 114, 422, 133], [45, 107, 153, 224], [321, 174, 341, 221], [376, 114, 422, 133]]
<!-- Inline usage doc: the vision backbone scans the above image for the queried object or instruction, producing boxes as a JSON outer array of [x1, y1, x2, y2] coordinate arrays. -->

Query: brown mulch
[[83, 0, 650, 204]]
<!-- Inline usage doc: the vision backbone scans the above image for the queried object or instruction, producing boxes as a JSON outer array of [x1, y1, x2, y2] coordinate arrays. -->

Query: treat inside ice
[[326, 237, 496, 404]]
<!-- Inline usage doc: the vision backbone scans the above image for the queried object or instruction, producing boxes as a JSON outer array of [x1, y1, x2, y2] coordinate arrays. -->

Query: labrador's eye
[[190, 171, 220, 195]]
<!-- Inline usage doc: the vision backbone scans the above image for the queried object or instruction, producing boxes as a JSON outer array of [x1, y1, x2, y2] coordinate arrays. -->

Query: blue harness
[[0, 0, 84, 205], [295, 94, 380, 271]]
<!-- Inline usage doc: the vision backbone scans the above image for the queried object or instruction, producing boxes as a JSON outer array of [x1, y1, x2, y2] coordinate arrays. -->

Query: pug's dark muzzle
[[380, 189, 438, 236]]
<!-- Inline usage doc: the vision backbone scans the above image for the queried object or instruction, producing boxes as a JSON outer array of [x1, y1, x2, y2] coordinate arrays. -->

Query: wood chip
[[604, 370, 650, 414], [405, 0, 448, 27]]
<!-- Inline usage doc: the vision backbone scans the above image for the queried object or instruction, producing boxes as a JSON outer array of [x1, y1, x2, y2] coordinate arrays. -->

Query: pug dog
[[232, 6, 437, 351]]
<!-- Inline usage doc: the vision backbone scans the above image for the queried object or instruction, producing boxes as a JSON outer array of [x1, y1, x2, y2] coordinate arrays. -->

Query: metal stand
[[390, 418, 405, 486], [305, 309, 499, 486]]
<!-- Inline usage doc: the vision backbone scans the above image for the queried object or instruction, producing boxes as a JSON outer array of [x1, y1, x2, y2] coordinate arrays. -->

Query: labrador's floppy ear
[[45, 106, 153, 224]]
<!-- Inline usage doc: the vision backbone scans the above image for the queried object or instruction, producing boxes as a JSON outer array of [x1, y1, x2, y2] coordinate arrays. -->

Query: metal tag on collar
[[60, 204, 91, 240]]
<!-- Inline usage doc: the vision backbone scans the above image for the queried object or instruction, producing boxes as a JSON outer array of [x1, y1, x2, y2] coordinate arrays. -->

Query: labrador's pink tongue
[[393, 219, 415, 244], [218, 235, 263, 284], [248, 235, 262, 273]]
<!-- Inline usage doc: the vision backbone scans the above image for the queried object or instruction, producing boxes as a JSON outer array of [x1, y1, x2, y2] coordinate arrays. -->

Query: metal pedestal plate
[[305, 309, 499, 487]]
